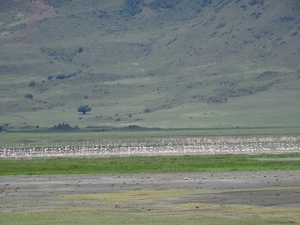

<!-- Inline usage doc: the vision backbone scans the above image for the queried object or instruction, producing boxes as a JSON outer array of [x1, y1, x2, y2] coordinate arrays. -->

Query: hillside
[[0, 0, 299, 130]]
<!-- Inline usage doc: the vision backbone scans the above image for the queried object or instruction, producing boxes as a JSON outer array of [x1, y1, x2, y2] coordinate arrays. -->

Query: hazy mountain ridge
[[0, 0, 299, 129]]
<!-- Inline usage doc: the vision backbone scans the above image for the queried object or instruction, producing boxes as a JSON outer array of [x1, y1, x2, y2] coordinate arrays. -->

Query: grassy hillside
[[0, 0, 299, 130]]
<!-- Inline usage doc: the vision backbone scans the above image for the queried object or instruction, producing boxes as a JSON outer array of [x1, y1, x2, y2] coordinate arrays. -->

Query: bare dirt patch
[[0, 0, 56, 44]]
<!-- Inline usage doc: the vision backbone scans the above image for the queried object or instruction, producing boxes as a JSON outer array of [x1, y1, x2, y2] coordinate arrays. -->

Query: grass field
[[1, 205, 300, 225], [1, 153, 300, 176]]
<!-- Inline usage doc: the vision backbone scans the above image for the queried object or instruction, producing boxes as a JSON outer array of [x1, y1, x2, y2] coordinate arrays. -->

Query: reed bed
[[1, 136, 299, 159]]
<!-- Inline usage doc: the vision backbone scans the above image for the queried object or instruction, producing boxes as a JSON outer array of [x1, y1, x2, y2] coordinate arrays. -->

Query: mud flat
[[1, 171, 300, 214]]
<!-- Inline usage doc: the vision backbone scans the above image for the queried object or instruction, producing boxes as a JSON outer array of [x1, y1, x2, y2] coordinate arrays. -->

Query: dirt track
[[1, 171, 300, 213], [1, 0, 56, 43]]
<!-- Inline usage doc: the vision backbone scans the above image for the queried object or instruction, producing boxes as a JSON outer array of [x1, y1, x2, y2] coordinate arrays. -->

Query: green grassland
[[1, 153, 300, 176], [0, 0, 300, 130], [1, 206, 300, 225], [0, 206, 299, 225]]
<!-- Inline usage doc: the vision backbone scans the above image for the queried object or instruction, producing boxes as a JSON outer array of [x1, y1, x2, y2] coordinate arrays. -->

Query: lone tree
[[77, 105, 91, 115]]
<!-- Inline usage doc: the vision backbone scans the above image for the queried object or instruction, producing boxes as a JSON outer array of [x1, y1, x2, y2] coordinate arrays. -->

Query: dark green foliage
[[213, 81, 278, 99], [124, 0, 143, 16], [25, 93, 33, 99], [148, 0, 179, 9], [248, 0, 264, 6], [56, 73, 77, 80], [98, 10, 110, 19], [291, 31, 298, 37], [144, 108, 152, 113], [251, 12, 261, 19], [207, 95, 227, 103], [50, 123, 77, 130], [77, 47, 83, 53], [240, 4, 247, 10], [56, 74, 66, 79], [255, 71, 278, 80], [77, 105, 92, 115], [216, 23, 226, 29], [202, 0, 212, 7], [0, 125, 7, 131], [280, 16, 294, 22], [28, 80, 36, 86]]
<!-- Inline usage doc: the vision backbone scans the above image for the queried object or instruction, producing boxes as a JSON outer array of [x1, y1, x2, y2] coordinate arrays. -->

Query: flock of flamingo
[[1, 136, 299, 158]]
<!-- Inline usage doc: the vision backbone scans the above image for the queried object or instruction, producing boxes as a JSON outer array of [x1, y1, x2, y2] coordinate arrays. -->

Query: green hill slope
[[0, 0, 299, 130]]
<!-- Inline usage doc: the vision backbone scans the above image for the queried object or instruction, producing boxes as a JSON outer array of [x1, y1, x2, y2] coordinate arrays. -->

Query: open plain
[[1, 1, 300, 223]]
